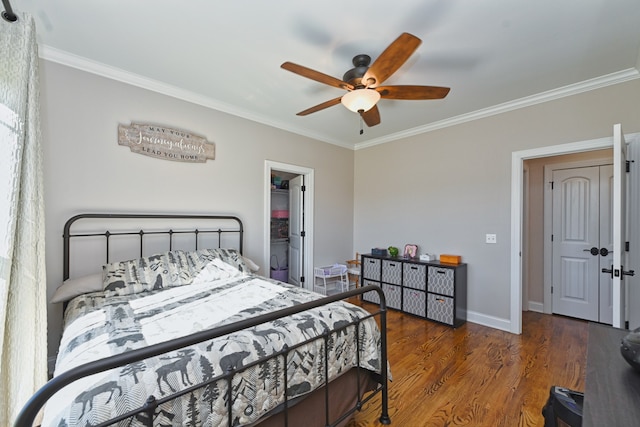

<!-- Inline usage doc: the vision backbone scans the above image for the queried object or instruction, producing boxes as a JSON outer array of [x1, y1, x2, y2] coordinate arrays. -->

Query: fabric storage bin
[[362, 257, 381, 281], [361, 279, 380, 304], [383, 284, 402, 310], [427, 293, 454, 325], [428, 266, 455, 296], [381, 260, 402, 285], [403, 289, 426, 317], [271, 210, 289, 219], [270, 255, 288, 282], [403, 263, 426, 290], [271, 268, 288, 282]]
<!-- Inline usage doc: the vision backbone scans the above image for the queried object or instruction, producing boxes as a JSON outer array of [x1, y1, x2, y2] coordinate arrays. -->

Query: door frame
[[511, 135, 618, 334], [264, 160, 314, 291], [628, 137, 640, 329], [542, 158, 612, 316]]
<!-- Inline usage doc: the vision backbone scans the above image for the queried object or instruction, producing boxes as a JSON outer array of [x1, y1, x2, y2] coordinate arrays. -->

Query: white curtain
[[0, 11, 47, 425]]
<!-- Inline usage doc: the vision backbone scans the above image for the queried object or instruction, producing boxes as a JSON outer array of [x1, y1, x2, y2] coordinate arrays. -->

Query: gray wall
[[354, 79, 640, 327], [40, 60, 355, 356], [40, 56, 640, 356]]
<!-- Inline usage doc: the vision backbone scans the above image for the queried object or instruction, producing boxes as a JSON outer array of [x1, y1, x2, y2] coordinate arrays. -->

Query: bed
[[15, 213, 391, 427]]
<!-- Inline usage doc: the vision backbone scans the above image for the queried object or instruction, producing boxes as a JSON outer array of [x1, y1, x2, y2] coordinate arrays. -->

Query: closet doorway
[[264, 161, 314, 291]]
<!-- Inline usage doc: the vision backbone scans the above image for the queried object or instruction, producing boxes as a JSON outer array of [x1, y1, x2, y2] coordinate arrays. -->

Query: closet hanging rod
[[2, 0, 17, 22]]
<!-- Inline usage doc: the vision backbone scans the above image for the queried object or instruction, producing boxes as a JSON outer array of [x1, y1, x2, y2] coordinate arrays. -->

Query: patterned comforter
[[43, 250, 383, 426]]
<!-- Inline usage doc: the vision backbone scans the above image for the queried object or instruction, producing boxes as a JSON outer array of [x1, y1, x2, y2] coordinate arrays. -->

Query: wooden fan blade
[[296, 96, 343, 116], [360, 105, 381, 127], [362, 33, 422, 87], [281, 62, 354, 91], [377, 85, 450, 100]]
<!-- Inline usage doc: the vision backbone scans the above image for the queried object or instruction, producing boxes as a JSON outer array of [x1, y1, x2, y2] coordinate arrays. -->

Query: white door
[[555, 124, 633, 327], [552, 166, 601, 321], [612, 123, 628, 328], [628, 135, 640, 330], [598, 165, 614, 325], [288, 175, 304, 287]]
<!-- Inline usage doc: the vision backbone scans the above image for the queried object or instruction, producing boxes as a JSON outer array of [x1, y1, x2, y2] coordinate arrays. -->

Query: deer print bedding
[[43, 260, 383, 426]]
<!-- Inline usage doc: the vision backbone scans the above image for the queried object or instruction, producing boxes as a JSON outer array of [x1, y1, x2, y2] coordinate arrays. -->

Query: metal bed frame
[[62, 213, 244, 280], [15, 213, 390, 426]]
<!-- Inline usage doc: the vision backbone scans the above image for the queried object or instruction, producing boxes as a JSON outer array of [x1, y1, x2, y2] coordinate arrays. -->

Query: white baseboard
[[466, 303, 546, 333], [466, 310, 512, 332], [527, 301, 544, 313]]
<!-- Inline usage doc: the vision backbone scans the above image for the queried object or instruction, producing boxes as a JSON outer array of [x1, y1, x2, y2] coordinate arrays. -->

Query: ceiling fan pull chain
[[359, 114, 364, 135]]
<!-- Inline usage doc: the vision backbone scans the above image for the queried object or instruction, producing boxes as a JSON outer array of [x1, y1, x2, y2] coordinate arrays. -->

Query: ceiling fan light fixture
[[341, 89, 381, 113]]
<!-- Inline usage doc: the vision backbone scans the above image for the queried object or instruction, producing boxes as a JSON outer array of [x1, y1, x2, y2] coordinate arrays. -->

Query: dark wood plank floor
[[345, 300, 588, 427]]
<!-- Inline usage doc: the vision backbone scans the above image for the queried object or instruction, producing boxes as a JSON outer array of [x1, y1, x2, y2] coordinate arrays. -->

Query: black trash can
[[542, 386, 584, 427]]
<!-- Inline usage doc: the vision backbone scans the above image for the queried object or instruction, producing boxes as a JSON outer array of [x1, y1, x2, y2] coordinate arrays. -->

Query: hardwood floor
[[346, 300, 588, 427]]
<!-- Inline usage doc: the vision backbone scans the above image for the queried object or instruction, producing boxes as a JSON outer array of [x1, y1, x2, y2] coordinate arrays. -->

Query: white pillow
[[241, 256, 260, 272], [50, 272, 103, 303]]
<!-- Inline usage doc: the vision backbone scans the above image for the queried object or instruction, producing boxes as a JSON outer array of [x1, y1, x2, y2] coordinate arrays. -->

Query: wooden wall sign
[[118, 122, 215, 163]]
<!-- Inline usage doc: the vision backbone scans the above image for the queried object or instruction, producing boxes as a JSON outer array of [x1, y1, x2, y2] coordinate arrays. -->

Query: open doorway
[[511, 134, 618, 334], [264, 161, 314, 291], [524, 152, 612, 322], [512, 130, 640, 334]]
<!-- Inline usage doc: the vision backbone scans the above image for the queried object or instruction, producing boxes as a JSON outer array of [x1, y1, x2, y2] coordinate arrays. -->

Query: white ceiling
[[15, 0, 640, 149]]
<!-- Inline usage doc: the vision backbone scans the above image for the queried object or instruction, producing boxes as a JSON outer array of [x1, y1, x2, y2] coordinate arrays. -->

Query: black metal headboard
[[62, 213, 244, 281]]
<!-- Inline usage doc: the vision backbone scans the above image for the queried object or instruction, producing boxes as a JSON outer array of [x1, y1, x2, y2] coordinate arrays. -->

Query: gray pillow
[[50, 272, 103, 303]]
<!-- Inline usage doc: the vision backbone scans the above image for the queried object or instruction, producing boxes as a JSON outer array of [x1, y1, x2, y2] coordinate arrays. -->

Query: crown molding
[[39, 45, 638, 152], [354, 68, 640, 150], [38, 45, 353, 150]]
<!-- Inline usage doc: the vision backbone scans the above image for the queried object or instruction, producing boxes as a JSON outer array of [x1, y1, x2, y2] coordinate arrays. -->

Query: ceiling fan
[[281, 32, 450, 128]]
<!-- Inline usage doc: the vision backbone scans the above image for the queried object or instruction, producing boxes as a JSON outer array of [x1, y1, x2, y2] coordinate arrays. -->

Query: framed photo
[[403, 244, 418, 258]]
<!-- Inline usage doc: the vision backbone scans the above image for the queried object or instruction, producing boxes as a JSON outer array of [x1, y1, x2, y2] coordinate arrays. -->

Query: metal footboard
[[15, 285, 390, 427]]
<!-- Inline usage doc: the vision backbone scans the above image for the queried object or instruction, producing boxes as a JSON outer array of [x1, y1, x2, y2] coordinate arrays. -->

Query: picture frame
[[403, 244, 418, 259]]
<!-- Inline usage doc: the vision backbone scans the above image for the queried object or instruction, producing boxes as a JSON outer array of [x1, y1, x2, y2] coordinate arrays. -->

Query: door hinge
[[551, 234, 554, 242], [550, 181, 554, 190], [551, 286, 553, 294], [300, 276, 305, 283], [626, 160, 632, 173], [626, 241, 630, 252], [301, 230, 306, 237], [301, 185, 306, 192]]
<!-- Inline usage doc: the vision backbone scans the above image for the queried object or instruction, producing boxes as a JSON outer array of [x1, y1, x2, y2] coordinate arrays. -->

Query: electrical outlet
[[486, 234, 497, 244]]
